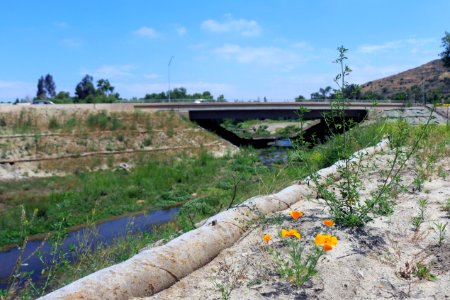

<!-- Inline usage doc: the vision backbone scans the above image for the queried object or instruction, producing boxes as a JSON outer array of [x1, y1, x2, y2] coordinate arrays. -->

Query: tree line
[[143, 87, 226, 102], [34, 74, 121, 104], [25, 74, 227, 104], [295, 82, 448, 104]]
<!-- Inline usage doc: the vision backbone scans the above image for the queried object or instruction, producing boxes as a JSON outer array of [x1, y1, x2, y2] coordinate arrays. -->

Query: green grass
[[0, 149, 274, 247]]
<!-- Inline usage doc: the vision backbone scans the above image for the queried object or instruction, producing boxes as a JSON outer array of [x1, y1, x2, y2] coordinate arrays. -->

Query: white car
[[32, 100, 54, 105]]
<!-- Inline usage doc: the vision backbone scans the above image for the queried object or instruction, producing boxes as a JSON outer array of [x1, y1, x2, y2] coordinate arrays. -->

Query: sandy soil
[[0, 107, 238, 180], [141, 147, 450, 300], [250, 121, 320, 134], [368, 107, 448, 125]]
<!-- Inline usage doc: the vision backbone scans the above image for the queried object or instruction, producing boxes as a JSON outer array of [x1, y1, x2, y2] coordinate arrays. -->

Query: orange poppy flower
[[315, 233, 338, 248], [323, 243, 333, 251], [262, 234, 272, 243], [289, 211, 304, 220], [323, 219, 335, 227], [281, 229, 301, 239]]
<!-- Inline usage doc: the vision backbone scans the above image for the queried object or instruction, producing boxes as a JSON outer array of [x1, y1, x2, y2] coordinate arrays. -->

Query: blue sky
[[0, 0, 448, 102]]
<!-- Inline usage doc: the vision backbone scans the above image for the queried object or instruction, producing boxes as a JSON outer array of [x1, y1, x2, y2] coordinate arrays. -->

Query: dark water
[[258, 139, 292, 165], [0, 207, 179, 289]]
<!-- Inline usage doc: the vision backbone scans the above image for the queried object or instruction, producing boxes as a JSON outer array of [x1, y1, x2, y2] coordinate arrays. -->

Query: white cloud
[[0, 80, 34, 100], [176, 26, 187, 36], [201, 17, 261, 37], [214, 44, 300, 65], [357, 38, 436, 54], [292, 42, 314, 51], [83, 65, 134, 79], [133, 26, 159, 38], [189, 42, 209, 50], [144, 73, 159, 80], [61, 38, 81, 48]]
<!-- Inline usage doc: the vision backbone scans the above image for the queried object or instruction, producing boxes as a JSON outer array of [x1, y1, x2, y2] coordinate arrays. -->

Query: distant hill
[[360, 59, 450, 102]]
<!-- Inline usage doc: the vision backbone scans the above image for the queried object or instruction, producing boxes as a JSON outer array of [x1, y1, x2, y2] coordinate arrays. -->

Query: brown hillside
[[361, 59, 450, 101]]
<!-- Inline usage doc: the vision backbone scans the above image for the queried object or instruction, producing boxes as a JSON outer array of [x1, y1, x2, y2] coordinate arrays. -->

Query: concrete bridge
[[133, 101, 405, 121]]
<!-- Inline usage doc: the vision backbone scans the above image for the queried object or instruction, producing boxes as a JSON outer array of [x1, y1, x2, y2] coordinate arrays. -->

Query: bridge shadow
[[194, 114, 367, 149]]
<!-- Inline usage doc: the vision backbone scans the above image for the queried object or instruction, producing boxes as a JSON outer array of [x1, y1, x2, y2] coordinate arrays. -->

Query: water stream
[[0, 207, 179, 289]]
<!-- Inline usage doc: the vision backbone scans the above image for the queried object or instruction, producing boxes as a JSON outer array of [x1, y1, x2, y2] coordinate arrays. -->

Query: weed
[[143, 138, 152, 147], [412, 171, 425, 193], [432, 222, 447, 247], [2, 206, 40, 298], [411, 199, 427, 231], [105, 143, 114, 152], [48, 117, 60, 130], [310, 46, 435, 227], [213, 260, 246, 300], [437, 166, 447, 179], [63, 117, 77, 131], [110, 115, 123, 130], [269, 238, 326, 287], [257, 214, 285, 226], [86, 112, 109, 130], [414, 263, 437, 281], [445, 198, 450, 214], [116, 134, 125, 142], [166, 127, 174, 138], [31, 218, 69, 296]]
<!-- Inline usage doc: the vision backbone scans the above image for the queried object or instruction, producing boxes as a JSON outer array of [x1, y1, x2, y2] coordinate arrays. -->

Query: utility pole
[[168, 56, 174, 103]]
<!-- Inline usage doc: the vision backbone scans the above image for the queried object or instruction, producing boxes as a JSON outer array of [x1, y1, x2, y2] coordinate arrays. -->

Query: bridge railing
[[124, 98, 407, 104]]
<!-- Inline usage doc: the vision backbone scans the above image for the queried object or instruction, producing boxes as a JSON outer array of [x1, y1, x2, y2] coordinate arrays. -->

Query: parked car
[[32, 100, 54, 105]]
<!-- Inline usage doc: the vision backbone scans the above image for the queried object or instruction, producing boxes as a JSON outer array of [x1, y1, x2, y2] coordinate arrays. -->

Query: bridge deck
[[134, 102, 407, 121]]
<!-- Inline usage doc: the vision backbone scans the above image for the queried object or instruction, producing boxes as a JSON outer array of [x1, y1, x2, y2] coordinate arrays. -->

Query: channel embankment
[[40, 140, 391, 299]]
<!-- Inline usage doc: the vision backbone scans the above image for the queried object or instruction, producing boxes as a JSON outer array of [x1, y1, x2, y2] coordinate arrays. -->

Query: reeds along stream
[[0, 207, 179, 290]]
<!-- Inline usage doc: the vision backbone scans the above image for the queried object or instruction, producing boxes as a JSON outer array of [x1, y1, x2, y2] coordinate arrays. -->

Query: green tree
[[36, 74, 56, 99], [342, 84, 361, 99], [96, 79, 114, 95], [37, 76, 46, 99], [392, 92, 408, 101], [217, 94, 226, 102], [319, 86, 332, 99], [295, 95, 305, 102], [44, 74, 56, 98], [440, 31, 450, 68], [410, 85, 422, 102], [310, 92, 321, 100], [75, 75, 96, 101], [171, 87, 187, 99], [201, 91, 213, 101], [144, 88, 215, 102], [54, 91, 72, 103], [428, 88, 442, 103]]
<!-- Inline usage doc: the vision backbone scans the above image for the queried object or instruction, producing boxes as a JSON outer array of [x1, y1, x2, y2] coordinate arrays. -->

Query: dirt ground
[[140, 147, 450, 300], [0, 107, 237, 180]]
